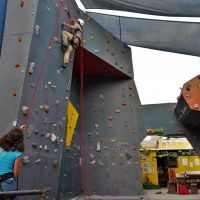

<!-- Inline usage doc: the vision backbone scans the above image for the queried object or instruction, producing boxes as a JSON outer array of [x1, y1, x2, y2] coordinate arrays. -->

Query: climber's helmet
[[77, 19, 84, 26]]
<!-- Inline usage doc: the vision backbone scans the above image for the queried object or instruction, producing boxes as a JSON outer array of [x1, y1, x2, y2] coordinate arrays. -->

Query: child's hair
[[0, 128, 24, 152]]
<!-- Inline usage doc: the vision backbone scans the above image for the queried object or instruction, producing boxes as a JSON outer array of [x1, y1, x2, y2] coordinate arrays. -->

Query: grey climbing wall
[[138, 104, 200, 154], [84, 76, 143, 196], [57, 76, 81, 199]]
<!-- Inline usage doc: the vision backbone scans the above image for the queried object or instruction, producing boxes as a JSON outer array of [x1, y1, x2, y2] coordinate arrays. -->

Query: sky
[[75, 0, 200, 105]]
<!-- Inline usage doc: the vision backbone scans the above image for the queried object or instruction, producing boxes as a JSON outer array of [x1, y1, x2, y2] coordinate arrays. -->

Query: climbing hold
[[115, 109, 120, 113], [108, 116, 113, 121], [56, 100, 60, 105], [83, 40, 86, 45], [32, 143, 37, 148], [94, 49, 99, 53], [53, 124, 57, 128], [94, 123, 99, 128], [15, 64, 22, 69], [34, 25, 40, 36], [21, 106, 29, 115], [120, 153, 125, 158], [48, 46, 52, 50], [44, 84, 48, 89], [54, 149, 58, 153], [31, 83, 34, 88], [48, 81, 52, 86], [12, 120, 17, 127], [47, 7, 50, 11], [19, 0, 24, 7], [17, 37, 22, 42], [45, 133, 51, 138], [44, 105, 50, 113], [34, 159, 41, 163], [40, 105, 43, 109], [51, 133, 57, 143], [12, 91, 17, 97], [34, 130, 39, 135], [22, 155, 29, 164], [44, 145, 49, 152], [146, 128, 164, 135], [52, 160, 58, 167], [96, 141, 101, 152], [125, 153, 132, 160], [97, 160, 104, 167], [110, 139, 116, 143], [28, 62, 35, 74], [39, 145, 43, 149], [90, 35, 94, 40], [99, 94, 104, 99]]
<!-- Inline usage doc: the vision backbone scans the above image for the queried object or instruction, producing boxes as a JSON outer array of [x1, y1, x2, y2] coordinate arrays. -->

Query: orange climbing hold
[[15, 64, 22, 68], [19, 0, 24, 7]]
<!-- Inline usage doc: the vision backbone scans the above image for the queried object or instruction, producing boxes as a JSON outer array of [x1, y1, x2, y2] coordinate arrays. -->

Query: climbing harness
[[0, 173, 14, 183]]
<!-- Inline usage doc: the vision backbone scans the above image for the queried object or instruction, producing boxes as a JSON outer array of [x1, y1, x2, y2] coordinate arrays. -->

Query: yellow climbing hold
[[90, 35, 94, 40], [83, 40, 86, 45], [66, 100, 79, 149]]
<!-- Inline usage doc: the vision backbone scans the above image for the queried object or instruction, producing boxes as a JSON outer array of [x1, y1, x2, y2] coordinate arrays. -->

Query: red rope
[[79, 45, 90, 199], [22, 1, 64, 125]]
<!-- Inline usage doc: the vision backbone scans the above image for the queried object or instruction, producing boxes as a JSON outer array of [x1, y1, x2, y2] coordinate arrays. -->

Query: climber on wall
[[0, 127, 25, 200], [54, 18, 84, 72]]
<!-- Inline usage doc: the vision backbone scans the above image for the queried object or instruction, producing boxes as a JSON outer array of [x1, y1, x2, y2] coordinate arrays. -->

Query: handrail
[[0, 189, 46, 200]]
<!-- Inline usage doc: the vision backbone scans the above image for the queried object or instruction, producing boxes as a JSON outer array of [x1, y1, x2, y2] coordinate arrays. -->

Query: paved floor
[[70, 188, 200, 200], [143, 188, 200, 200]]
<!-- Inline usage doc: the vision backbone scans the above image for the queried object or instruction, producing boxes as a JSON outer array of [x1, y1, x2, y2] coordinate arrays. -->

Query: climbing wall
[[0, 0, 77, 199], [84, 76, 143, 196]]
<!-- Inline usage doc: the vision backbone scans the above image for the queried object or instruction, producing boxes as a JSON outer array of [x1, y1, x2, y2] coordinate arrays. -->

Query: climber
[[54, 18, 84, 71], [0, 128, 24, 200]]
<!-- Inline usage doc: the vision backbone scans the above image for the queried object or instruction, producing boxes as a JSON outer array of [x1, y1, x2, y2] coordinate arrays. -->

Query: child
[[0, 128, 24, 200], [54, 18, 84, 71]]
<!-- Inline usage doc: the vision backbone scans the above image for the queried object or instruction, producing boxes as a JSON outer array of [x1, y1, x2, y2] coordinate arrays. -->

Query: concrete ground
[[143, 188, 200, 200], [71, 188, 200, 200]]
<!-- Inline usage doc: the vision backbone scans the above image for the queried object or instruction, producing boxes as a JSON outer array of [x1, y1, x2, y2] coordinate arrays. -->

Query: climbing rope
[[79, 44, 90, 199]]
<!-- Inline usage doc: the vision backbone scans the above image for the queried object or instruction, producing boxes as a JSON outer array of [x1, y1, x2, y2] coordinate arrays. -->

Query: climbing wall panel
[[138, 104, 200, 154], [66, 100, 79, 149], [0, 0, 37, 134], [83, 76, 143, 196], [57, 76, 81, 199]]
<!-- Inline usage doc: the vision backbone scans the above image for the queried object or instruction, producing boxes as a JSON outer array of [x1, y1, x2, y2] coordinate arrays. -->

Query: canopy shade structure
[[88, 12, 200, 57], [81, 0, 200, 17]]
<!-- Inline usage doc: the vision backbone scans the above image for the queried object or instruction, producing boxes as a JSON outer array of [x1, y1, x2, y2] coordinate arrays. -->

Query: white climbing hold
[[28, 62, 35, 74], [99, 94, 104, 99], [115, 109, 121, 113], [45, 132, 51, 138], [44, 84, 48, 89], [34, 25, 40, 36], [34, 159, 41, 163], [54, 149, 58, 152], [22, 155, 30, 164], [56, 100, 60, 105], [12, 120, 17, 127], [44, 145, 48, 152], [94, 49, 99, 53], [22, 106, 29, 115], [51, 133, 57, 143], [39, 145, 43, 149], [40, 105, 43, 109], [96, 141, 101, 152], [48, 81, 52, 86]]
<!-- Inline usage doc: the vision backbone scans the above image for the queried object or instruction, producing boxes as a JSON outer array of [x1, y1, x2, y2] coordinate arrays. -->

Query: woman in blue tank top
[[0, 128, 24, 200]]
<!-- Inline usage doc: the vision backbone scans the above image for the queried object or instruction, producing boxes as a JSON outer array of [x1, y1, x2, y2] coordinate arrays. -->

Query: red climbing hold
[[15, 64, 22, 69], [19, 0, 24, 7]]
